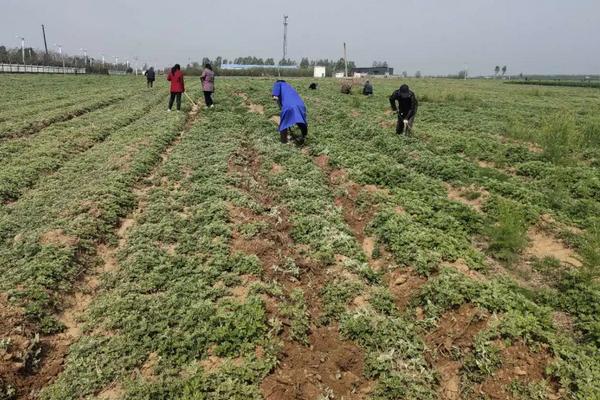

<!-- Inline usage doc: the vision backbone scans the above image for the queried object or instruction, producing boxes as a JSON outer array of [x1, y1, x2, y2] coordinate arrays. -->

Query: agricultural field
[[0, 74, 599, 400]]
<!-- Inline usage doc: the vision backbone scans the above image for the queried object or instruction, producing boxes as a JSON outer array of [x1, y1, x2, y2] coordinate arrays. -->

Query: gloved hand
[[403, 119, 409, 124]]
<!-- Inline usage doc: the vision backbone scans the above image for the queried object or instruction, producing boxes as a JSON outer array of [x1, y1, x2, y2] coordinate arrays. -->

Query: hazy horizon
[[2, 0, 599, 76]]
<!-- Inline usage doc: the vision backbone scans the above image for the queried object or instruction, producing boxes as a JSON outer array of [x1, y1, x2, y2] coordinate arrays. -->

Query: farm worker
[[167, 64, 185, 112], [340, 80, 352, 94], [145, 67, 156, 88], [272, 80, 308, 145], [200, 63, 215, 108], [363, 80, 373, 96], [389, 84, 418, 135], [309, 82, 318, 90]]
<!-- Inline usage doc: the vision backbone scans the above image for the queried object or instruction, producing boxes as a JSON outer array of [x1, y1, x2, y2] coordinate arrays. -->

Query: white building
[[313, 66, 326, 78]]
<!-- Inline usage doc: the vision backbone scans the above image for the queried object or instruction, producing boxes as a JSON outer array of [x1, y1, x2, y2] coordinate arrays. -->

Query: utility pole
[[81, 48, 87, 67], [55, 44, 65, 74], [41, 25, 49, 59], [343, 42, 348, 78], [282, 15, 288, 64], [16, 35, 25, 65]]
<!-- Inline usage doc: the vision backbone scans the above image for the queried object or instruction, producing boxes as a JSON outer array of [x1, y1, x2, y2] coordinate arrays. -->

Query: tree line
[[0, 45, 132, 73], [189, 56, 358, 76]]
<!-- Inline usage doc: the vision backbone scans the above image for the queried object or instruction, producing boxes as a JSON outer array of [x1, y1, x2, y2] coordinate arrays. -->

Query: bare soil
[[261, 326, 373, 400], [473, 341, 560, 400], [526, 228, 581, 267], [425, 304, 490, 400]]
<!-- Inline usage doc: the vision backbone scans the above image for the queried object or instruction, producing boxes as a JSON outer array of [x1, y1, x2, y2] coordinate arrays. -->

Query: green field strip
[[0, 90, 164, 203], [41, 85, 278, 399], [0, 104, 188, 333]]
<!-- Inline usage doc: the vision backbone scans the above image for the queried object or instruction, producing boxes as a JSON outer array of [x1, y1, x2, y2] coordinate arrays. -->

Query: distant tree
[[300, 57, 310, 69], [214, 56, 223, 67], [334, 58, 346, 73], [458, 70, 467, 79], [502, 65, 507, 76], [372, 61, 389, 68], [0, 46, 8, 63], [415, 70, 422, 78], [402, 71, 408, 78], [222, 59, 228, 65], [495, 65, 500, 77], [265, 58, 275, 65], [278, 58, 295, 66]]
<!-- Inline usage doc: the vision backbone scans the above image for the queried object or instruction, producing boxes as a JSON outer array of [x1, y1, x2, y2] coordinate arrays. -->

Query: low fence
[[0, 64, 86, 74]]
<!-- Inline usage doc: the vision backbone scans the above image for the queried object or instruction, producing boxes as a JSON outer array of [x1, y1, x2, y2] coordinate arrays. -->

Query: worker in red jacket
[[167, 64, 185, 111]]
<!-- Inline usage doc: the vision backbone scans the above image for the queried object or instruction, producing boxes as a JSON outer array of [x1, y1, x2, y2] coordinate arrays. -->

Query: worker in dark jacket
[[363, 80, 373, 96], [145, 67, 155, 88], [389, 84, 418, 135], [166, 64, 185, 112]]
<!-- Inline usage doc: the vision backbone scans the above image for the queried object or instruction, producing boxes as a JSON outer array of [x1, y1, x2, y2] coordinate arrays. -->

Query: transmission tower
[[282, 15, 288, 64]]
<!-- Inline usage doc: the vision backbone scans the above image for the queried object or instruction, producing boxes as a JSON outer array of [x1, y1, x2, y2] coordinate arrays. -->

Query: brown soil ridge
[[227, 145, 372, 399], [424, 304, 490, 400], [236, 92, 265, 115], [473, 341, 561, 400], [1, 104, 202, 400]]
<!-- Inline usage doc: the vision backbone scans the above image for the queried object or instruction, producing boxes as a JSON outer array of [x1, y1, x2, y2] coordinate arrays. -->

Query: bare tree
[[502, 65, 507, 76], [495, 65, 500, 77]]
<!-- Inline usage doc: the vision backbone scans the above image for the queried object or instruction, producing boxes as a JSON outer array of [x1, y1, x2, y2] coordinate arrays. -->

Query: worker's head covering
[[399, 84, 410, 98], [205, 63, 212, 70], [171, 64, 180, 74]]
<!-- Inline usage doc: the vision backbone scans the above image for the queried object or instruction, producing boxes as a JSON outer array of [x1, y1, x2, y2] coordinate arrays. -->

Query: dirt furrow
[[227, 145, 371, 399]]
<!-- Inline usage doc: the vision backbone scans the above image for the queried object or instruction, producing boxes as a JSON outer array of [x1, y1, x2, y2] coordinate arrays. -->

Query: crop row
[[42, 86, 279, 399], [0, 89, 163, 203], [0, 98, 189, 333]]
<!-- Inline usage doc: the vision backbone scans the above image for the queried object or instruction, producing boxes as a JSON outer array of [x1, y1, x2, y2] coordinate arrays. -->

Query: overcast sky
[[2, 0, 599, 76]]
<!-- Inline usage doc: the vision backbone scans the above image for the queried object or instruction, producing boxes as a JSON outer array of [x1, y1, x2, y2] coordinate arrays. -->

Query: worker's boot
[[280, 131, 288, 144]]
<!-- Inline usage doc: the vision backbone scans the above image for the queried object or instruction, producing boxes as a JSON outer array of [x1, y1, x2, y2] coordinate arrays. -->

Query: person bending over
[[363, 80, 373, 96], [272, 80, 308, 145], [389, 84, 418, 135]]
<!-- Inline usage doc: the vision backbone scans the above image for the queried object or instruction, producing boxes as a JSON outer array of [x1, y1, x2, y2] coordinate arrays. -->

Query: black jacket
[[363, 82, 373, 95], [145, 69, 156, 81], [389, 90, 418, 119]]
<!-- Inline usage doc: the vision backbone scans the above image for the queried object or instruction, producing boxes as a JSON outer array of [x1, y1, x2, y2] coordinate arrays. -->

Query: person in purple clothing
[[200, 63, 215, 108], [272, 80, 308, 145]]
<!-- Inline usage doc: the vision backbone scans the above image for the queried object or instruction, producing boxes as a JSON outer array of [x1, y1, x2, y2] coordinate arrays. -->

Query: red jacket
[[167, 70, 185, 93]]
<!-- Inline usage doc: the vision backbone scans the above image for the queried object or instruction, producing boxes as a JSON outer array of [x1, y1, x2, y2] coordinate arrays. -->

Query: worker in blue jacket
[[272, 80, 308, 144]]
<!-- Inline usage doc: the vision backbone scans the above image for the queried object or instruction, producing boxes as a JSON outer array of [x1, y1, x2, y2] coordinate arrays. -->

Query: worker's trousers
[[396, 115, 415, 135], [281, 123, 308, 144], [203, 91, 214, 107], [168, 92, 182, 110]]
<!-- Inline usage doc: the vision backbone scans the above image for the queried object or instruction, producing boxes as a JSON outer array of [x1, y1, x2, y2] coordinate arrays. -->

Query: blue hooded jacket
[[272, 81, 307, 132]]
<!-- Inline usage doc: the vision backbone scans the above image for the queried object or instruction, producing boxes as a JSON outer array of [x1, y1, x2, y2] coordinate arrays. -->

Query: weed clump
[[486, 199, 529, 264]]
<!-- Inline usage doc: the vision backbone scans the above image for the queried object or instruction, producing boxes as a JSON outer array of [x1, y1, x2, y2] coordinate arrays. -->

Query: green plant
[[486, 199, 528, 264]]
